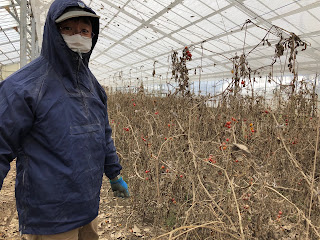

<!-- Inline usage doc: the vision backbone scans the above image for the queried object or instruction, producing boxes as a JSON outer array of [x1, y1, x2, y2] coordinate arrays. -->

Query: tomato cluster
[[184, 46, 192, 61]]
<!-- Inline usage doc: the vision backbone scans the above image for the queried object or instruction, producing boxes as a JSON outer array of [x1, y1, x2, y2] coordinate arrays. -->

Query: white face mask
[[62, 34, 92, 54]]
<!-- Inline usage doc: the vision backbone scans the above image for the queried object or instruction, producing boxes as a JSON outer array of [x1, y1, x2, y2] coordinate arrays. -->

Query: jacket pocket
[[68, 123, 105, 170], [70, 123, 101, 135]]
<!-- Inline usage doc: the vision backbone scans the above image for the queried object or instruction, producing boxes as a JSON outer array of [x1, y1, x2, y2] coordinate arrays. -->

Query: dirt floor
[[0, 161, 157, 240]]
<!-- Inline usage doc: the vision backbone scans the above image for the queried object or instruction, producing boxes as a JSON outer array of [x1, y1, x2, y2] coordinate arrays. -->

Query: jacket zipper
[[21, 154, 28, 233], [77, 54, 89, 117]]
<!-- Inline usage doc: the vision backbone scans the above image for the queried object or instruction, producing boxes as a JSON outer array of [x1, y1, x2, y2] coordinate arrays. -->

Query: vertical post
[[0, 65, 2, 81], [198, 75, 201, 96], [20, 0, 28, 67], [252, 77, 254, 100], [31, 15, 36, 60], [313, 73, 318, 117], [316, 73, 320, 102], [33, 39, 39, 57], [206, 80, 208, 95], [265, 76, 267, 104], [279, 76, 282, 108]]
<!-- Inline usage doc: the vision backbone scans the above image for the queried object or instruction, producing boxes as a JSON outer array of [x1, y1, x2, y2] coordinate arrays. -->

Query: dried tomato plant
[[216, 20, 310, 99], [100, 17, 317, 240], [105, 87, 320, 239], [170, 47, 192, 97]]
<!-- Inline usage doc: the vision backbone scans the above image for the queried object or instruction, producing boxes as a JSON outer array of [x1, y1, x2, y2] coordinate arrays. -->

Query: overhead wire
[[215, 0, 232, 51], [91, 0, 320, 84], [235, 0, 320, 55]]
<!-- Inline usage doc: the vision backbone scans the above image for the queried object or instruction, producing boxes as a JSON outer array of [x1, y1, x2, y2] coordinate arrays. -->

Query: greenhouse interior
[[1, 0, 320, 239]]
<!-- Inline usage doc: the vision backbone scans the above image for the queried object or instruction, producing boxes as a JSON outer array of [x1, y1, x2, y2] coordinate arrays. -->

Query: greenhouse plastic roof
[[2, 0, 320, 87], [0, 0, 21, 65]]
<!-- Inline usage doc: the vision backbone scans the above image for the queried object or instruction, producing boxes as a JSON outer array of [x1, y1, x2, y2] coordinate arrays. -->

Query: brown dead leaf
[[232, 143, 251, 154], [132, 224, 141, 233]]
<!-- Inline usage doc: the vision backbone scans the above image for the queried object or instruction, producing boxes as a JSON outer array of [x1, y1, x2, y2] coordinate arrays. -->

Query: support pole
[[20, 0, 27, 67], [31, 15, 36, 60], [265, 75, 267, 104]]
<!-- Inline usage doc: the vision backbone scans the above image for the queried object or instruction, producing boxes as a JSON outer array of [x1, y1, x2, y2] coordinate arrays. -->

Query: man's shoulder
[[1, 56, 52, 98], [4, 56, 50, 87]]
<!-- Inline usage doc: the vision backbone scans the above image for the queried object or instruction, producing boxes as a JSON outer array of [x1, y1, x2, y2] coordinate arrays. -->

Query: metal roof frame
[[1, 0, 320, 88], [0, 0, 38, 68], [87, 0, 320, 86]]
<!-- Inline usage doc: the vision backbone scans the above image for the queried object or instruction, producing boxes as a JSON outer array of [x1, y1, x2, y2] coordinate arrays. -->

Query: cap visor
[[55, 11, 100, 23]]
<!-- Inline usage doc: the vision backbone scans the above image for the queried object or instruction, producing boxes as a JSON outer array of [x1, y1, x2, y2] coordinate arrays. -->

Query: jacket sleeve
[[0, 80, 34, 190], [101, 90, 122, 179]]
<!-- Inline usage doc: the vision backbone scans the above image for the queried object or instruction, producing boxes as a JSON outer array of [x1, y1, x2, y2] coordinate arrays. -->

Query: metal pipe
[[31, 15, 36, 60], [20, 0, 27, 67]]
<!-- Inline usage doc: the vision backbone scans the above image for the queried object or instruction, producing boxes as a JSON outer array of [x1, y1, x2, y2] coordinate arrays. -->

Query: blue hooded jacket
[[0, 0, 122, 235]]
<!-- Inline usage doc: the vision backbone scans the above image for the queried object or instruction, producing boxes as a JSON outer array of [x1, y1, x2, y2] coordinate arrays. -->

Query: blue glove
[[110, 176, 130, 198]]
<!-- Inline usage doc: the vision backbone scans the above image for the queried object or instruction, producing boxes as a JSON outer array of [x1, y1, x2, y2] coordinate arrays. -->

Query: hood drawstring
[[77, 50, 83, 59]]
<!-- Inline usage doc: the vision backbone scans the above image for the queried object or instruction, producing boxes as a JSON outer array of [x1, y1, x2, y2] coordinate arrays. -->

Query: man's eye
[[62, 27, 72, 31], [81, 29, 90, 35]]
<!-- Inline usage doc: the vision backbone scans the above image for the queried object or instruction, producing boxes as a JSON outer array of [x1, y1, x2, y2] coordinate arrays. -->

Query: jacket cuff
[[105, 170, 121, 180], [110, 176, 122, 184]]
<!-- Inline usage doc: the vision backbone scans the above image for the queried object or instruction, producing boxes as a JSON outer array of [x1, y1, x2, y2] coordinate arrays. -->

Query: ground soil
[[0, 161, 157, 240]]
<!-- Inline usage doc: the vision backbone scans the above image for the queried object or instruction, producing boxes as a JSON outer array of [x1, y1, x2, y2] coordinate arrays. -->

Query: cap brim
[[55, 10, 100, 23]]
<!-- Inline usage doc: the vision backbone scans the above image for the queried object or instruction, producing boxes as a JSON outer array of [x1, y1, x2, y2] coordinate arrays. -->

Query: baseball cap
[[55, 7, 100, 23]]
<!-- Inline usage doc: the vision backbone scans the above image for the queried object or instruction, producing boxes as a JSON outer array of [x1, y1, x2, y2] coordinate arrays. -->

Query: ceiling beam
[[97, 0, 314, 76], [103, 59, 320, 86], [96, 0, 185, 60], [0, 26, 19, 32], [205, 30, 320, 62], [0, 39, 20, 46], [107, 1, 320, 76], [92, 0, 189, 74], [5, 3, 33, 37], [0, 33, 32, 54], [0, 4, 19, 9], [100, 41, 320, 84], [251, 0, 320, 65], [11, 0, 19, 19], [94, 0, 239, 73], [186, 61, 320, 82]]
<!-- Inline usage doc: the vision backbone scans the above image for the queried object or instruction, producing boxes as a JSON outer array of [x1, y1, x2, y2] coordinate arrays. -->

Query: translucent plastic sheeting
[[0, 0, 21, 65], [5, 0, 319, 88]]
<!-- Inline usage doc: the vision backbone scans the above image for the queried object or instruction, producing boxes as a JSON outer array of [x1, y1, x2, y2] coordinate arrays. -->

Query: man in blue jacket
[[0, 0, 129, 239]]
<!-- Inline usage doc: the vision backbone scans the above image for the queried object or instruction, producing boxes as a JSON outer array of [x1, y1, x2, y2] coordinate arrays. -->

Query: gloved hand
[[110, 176, 130, 198]]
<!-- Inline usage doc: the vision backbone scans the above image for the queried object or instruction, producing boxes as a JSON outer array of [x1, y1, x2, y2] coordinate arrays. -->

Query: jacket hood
[[41, 0, 99, 71]]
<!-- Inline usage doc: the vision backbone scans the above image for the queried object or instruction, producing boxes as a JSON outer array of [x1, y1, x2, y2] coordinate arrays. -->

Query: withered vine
[[273, 33, 308, 93], [170, 46, 192, 97], [173, 19, 312, 104], [227, 20, 310, 96]]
